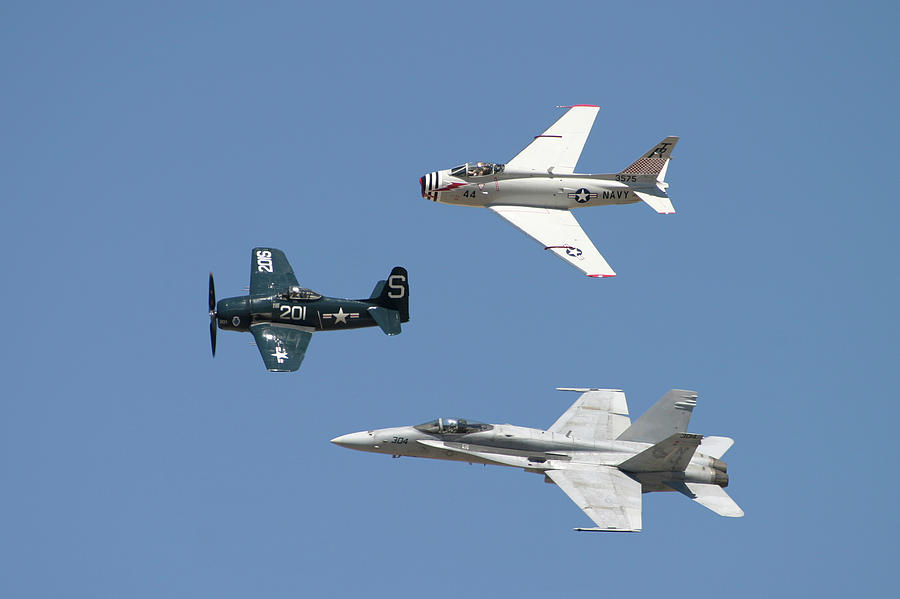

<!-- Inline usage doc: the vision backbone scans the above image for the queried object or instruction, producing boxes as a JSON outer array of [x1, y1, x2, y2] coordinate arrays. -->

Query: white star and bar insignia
[[567, 187, 599, 204], [322, 307, 360, 325]]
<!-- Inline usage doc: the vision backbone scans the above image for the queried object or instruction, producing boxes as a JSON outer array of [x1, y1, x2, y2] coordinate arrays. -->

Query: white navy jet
[[420, 106, 678, 277], [333, 388, 742, 532]]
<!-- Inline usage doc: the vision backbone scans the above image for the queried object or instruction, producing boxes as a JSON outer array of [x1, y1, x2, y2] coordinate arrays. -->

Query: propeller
[[209, 272, 217, 357]]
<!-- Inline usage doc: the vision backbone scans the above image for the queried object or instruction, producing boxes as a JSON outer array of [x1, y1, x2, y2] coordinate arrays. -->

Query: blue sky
[[2, 1, 897, 596]]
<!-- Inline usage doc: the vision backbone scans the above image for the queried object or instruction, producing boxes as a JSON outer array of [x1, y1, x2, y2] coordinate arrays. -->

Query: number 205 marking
[[256, 250, 273, 272], [280, 305, 307, 320]]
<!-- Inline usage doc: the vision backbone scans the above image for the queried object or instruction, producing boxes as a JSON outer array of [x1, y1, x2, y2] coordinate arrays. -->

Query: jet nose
[[330, 431, 374, 451], [420, 171, 440, 200]]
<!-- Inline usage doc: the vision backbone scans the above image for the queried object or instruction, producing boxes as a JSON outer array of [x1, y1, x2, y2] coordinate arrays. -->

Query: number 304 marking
[[280, 305, 307, 320]]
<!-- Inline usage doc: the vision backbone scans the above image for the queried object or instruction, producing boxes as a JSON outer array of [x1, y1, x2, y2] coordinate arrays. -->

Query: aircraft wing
[[250, 323, 312, 372], [250, 247, 300, 295], [488, 206, 616, 277], [506, 105, 599, 174], [548, 389, 631, 440], [546, 468, 642, 532]]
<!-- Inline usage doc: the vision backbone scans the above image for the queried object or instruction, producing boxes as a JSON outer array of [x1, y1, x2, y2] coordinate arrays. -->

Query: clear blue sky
[[2, 1, 897, 596]]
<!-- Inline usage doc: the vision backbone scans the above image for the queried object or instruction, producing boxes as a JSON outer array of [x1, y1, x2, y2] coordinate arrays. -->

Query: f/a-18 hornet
[[420, 105, 678, 277], [209, 247, 408, 372], [333, 388, 742, 532]]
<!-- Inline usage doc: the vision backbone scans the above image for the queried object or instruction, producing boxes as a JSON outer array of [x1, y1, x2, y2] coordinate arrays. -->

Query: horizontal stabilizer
[[669, 482, 744, 517], [633, 189, 675, 214], [618, 433, 702, 473], [699, 436, 734, 459], [367, 306, 402, 336]]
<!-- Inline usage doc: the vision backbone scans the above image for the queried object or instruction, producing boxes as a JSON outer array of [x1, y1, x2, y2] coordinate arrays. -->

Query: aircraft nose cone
[[420, 171, 440, 200], [330, 431, 373, 451]]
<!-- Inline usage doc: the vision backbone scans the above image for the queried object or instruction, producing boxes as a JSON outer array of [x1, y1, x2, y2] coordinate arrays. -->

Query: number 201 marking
[[280, 305, 307, 320]]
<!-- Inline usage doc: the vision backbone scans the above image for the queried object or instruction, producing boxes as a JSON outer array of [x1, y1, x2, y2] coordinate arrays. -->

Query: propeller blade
[[209, 272, 216, 313], [210, 316, 217, 357], [209, 272, 217, 357]]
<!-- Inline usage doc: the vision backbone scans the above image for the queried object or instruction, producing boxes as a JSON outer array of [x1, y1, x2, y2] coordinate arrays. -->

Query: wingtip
[[587, 273, 616, 278]]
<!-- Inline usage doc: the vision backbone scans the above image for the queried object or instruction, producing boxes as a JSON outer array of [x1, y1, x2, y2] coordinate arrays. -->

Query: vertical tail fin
[[621, 136, 679, 178], [622, 136, 678, 214], [371, 267, 409, 322], [616, 389, 697, 443]]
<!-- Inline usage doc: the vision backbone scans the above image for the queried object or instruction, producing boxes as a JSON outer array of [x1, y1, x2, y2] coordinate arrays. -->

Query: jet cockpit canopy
[[414, 418, 493, 435], [283, 286, 322, 301], [449, 162, 505, 178]]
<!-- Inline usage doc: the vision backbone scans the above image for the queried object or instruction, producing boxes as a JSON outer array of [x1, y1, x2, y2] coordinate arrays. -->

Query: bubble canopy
[[281, 286, 322, 301], [449, 162, 505, 178], [414, 418, 493, 435]]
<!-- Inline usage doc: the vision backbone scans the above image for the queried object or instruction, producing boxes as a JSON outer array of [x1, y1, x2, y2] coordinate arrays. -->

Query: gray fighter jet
[[332, 388, 743, 532]]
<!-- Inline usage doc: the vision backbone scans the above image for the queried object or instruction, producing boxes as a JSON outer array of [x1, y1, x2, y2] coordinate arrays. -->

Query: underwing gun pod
[[333, 388, 741, 532], [209, 247, 409, 372], [420, 105, 678, 277]]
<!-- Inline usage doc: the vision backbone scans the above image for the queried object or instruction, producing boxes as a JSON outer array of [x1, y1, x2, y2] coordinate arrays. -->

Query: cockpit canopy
[[414, 418, 493, 435], [283, 285, 322, 301], [449, 162, 505, 178]]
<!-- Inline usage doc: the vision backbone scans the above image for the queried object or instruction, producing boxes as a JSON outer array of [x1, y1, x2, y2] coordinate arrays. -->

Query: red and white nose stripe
[[420, 171, 441, 200]]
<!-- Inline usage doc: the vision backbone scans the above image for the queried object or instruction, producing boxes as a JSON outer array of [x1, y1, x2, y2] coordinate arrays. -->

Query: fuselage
[[420, 164, 653, 210], [332, 421, 729, 492], [215, 293, 384, 334]]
